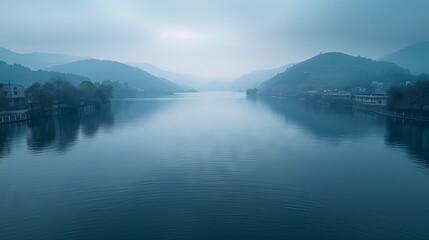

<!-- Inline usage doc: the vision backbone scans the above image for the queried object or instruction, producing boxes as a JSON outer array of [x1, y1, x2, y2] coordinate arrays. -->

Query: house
[[322, 90, 352, 101], [0, 83, 26, 109], [352, 93, 388, 106], [322, 89, 388, 106]]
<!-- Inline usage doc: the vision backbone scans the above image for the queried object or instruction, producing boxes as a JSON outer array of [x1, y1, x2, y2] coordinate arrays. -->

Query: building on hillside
[[0, 83, 26, 109], [352, 93, 388, 106], [322, 90, 353, 101], [350, 87, 367, 94], [321, 90, 388, 106]]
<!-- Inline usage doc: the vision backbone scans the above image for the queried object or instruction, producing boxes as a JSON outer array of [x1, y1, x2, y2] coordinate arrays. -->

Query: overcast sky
[[0, 0, 428, 78]]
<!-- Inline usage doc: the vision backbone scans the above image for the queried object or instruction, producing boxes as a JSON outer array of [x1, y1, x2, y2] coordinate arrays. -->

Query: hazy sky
[[0, 0, 428, 78]]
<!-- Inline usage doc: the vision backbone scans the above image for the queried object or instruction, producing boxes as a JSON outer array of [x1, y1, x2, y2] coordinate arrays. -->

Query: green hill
[[0, 47, 87, 70], [380, 41, 429, 75], [228, 64, 293, 91], [0, 61, 89, 86], [47, 59, 192, 95], [258, 52, 414, 95]]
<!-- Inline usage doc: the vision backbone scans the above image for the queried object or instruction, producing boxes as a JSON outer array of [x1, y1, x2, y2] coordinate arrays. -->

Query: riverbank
[[253, 93, 429, 123], [311, 97, 429, 122], [0, 105, 102, 125], [0, 110, 30, 124], [329, 103, 429, 122]]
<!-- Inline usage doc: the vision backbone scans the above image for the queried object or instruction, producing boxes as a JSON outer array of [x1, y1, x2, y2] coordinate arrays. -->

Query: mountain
[[0, 60, 89, 86], [128, 62, 198, 89], [47, 59, 191, 95], [0, 47, 87, 70], [258, 52, 414, 95], [228, 64, 293, 91], [379, 41, 429, 75], [130, 62, 294, 91]]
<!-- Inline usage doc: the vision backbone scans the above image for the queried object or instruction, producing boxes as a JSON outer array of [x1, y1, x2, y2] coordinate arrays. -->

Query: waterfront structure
[[0, 83, 26, 109], [321, 90, 388, 106], [353, 93, 388, 106], [322, 90, 352, 101]]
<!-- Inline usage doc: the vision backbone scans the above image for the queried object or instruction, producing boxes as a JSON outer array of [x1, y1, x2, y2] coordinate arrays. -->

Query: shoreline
[[253, 93, 429, 123], [0, 104, 103, 125]]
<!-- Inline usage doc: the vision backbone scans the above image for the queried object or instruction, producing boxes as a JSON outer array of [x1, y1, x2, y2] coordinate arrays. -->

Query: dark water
[[1, 92, 429, 240]]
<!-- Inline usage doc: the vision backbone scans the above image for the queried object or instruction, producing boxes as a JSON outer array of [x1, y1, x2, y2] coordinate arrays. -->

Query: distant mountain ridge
[[47, 59, 193, 95], [228, 64, 293, 91], [128, 62, 294, 92], [0, 47, 88, 70], [128, 62, 199, 89], [0, 60, 89, 86], [258, 52, 414, 95], [379, 41, 429, 75]]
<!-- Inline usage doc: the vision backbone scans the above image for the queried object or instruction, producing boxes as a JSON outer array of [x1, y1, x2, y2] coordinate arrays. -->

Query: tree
[[79, 81, 113, 106], [26, 79, 111, 115], [79, 80, 97, 103], [52, 77, 64, 109], [415, 73, 429, 82], [98, 83, 113, 100], [0, 92, 8, 111], [49, 77, 79, 108], [414, 80, 429, 116], [102, 80, 138, 98], [25, 82, 54, 112], [387, 76, 429, 115], [387, 86, 401, 109]]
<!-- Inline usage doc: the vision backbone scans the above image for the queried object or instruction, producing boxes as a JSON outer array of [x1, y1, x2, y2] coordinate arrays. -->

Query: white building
[[322, 90, 388, 106], [352, 93, 388, 106], [0, 83, 26, 108]]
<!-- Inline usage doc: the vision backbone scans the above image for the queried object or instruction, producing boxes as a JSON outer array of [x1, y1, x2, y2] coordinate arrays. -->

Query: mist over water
[[1, 0, 429, 239], [2, 0, 429, 78], [1, 92, 428, 240]]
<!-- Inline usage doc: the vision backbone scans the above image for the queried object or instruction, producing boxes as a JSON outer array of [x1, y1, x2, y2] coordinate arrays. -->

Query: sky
[[0, 0, 428, 79]]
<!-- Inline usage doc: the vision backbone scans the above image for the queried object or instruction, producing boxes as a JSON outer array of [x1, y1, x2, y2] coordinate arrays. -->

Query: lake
[[1, 92, 428, 240]]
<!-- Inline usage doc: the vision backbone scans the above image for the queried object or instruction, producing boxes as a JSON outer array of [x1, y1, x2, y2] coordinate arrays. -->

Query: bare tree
[[0, 91, 8, 111], [415, 81, 429, 117], [52, 76, 67, 110]]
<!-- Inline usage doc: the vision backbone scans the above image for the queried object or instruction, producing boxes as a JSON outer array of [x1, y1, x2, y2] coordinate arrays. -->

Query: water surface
[[1, 92, 429, 240]]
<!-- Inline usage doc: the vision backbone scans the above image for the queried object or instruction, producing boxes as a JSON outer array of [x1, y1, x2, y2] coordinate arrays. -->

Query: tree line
[[0, 90, 7, 111], [25, 77, 113, 114], [387, 73, 429, 115]]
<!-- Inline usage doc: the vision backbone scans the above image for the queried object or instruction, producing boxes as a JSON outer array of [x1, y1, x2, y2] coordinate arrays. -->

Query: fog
[[0, 0, 428, 78]]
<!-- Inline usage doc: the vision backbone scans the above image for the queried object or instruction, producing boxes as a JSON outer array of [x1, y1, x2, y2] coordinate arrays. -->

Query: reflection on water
[[80, 108, 114, 137], [385, 120, 429, 167], [258, 97, 386, 141], [1, 92, 429, 240], [261, 97, 429, 169], [0, 122, 27, 158], [112, 98, 173, 123], [27, 118, 58, 152], [0, 107, 114, 157], [0, 99, 174, 158]]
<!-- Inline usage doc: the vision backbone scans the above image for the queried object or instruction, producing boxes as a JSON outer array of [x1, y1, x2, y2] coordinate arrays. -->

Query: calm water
[[1, 92, 429, 240]]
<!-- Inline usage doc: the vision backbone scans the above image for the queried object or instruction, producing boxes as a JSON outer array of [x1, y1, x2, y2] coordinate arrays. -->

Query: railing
[[372, 109, 429, 122], [349, 104, 429, 122], [0, 113, 30, 124]]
